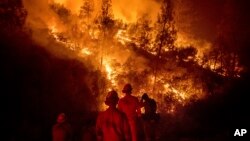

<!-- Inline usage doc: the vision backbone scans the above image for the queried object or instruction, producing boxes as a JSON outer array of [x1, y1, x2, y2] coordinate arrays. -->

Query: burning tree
[[79, 0, 94, 21], [96, 0, 115, 39], [154, 0, 176, 55], [131, 14, 153, 51], [18, 0, 244, 113], [201, 1, 244, 77], [3, 1, 249, 141], [151, 0, 177, 94]]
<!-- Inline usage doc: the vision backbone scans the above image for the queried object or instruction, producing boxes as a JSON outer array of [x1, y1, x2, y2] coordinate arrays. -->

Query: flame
[[104, 60, 112, 81], [51, 0, 66, 4], [115, 30, 132, 45], [103, 58, 118, 89], [49, 25, 61, 42], [80, 48, 92, 56], [23, 0, 243, 114], [49, 0, 83, 14]]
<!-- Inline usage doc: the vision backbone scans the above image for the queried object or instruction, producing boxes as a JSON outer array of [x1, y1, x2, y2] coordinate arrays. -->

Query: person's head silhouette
[[105, 90, 119, 107], [122, 83, 132, 94]]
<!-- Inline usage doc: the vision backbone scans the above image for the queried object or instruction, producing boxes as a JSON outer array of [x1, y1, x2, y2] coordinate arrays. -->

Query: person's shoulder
[[119, 96, 125, 100], [52, 123, 59, 129], [100, 110, 108, 115], [119, 95, 138, 103], [149, 98, 156, 103], [62, 122, 71, 129], [52, 123, 63, 130], [115, 108, 124, 114], [96, 111, 107, 122], [97, 111, 106, 118], [118, 96, 127, 103], [144, 98, 156, 106], [132, 95, 139, 102]]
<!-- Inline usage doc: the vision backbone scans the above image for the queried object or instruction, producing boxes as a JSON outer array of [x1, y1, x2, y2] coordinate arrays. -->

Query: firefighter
[[96, 90, 131, 141], [118, 84, 142, 141], [140, 93, 160, 141], [52, 113, 72, 141]]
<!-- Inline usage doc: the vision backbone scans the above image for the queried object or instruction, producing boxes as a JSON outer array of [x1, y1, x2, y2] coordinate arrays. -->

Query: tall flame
[[23, 0, 243, 114]]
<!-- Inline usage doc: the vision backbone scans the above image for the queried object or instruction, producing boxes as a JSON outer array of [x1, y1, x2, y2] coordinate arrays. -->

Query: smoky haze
[[21, 0, 249, 109], [23, 0, 243, 59]]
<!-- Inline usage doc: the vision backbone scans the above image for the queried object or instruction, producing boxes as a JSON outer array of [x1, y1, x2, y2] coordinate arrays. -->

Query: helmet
[[57, 113, 66, 123], [122, 83, 132, 93], [142, 93, 149, 100], [105, 90, 119, 106]]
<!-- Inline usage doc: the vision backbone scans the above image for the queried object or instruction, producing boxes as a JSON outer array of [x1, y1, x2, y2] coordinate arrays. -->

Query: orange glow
[[23, 0, 243, 114], [103, 59, 114, 85], [49, 0, 83, 14], [80, 48, 92, 56], [115, 30, 132, 45], [51, 0, 66, 4]]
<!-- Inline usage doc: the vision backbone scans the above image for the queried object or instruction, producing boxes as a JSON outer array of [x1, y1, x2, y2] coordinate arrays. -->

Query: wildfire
[[49, 25, 61, 42], [23, 0, 243, 114], [47, 22, 206, 114], [103, 60, 113, 82], [102, 58, 119, 90], [80, 48, 92, 56], [49, 0, 83, 14], [164, 84, 186, 101], [115, 29, 132, 45]]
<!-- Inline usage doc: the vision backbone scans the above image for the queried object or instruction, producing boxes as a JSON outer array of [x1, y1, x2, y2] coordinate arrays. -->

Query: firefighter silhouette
[[140, 93, 160, 141], [118, 84, 142, 141], [96, 90, 131, 141], [52, 113, 72, 141]]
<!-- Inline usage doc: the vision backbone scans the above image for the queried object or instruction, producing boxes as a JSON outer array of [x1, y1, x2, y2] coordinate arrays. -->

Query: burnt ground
[[1, 30, 249, 141]]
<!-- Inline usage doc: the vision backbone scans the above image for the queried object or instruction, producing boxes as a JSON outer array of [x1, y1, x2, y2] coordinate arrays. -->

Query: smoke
[[21, 0, 237, 112], [22, 0, 151, 106], [51, 0, 83, 14], [23, 0, 85, 60], [22, 0, 152, 68], [23, 0, 63, 47], [23, 0, 161, 29], [23, 0, 58, 31], [112, 0, 161, 23], [22, 0, 236, 57], [173, 0, 225, 57]]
